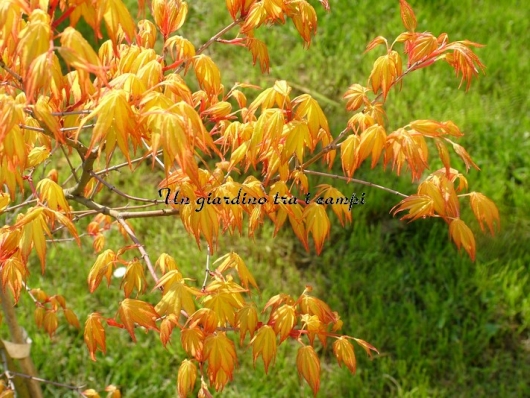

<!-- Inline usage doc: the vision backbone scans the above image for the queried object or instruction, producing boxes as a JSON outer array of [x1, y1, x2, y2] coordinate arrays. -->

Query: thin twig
[[61, 145, 80, 183], [3, 369, 86, 392], [46, 233, 87, 243], [50, 110, 91, 116], [0, 350, 16, 392], [302, 169, 408, 198], [141, 138, 165, 171], [115, 217, 158, 284], [22, 281, 38, 304], [91, 172, 166, 203], [0, 59, 23, 84], [3, 198, 38, 213], [202, 244, 211, 291], [94, 150, 163, 175], [175, 19, 242, 74]]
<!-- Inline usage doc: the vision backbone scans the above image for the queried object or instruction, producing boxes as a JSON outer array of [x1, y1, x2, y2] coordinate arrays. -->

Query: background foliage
[[2, 0, 529, 396]]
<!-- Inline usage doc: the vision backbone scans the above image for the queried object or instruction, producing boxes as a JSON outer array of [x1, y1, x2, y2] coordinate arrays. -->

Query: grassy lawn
[[2, 0, 529, 396]]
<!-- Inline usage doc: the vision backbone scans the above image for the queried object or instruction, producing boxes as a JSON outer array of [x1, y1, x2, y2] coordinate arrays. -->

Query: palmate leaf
[[296, 345, 320, 396], [117, 299, 159, 342], [250, 325, 277, 374], [333, 337, 356, 374], [469, 192, 500, 235], [84, 313, 106, 361], [449, 218, 476, 261]]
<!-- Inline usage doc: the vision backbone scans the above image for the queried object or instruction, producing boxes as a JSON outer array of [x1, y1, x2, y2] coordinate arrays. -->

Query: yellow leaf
[[177, 359, 197, 398], [118, 299, 159, 342], [358, 124, 386, 168], [271, 304, 296, 343], [84, 313, 106, 361], [152, 0, 188, 37], [287, 1, 318, 46], [181, 327, 204, 361], [353, 337, 379, 358], [16, 9, 51, 73], [59, 27, 102, 75], [120, 260, 146, 298], [364, 35, 388, 53], [26, 146, 50, 167], [43, 311, 58, 338], [250, 325, 277, 373], [368, 51, 401, 99], [450, 141, 480, 172], [193, 55, 221, 96], [102, 0, 136, 45], [246, 37, 270, 73], [296, 345, 320, 396], [78, 89, 139, 162], [391, 194, 434, 221], [343, 84, 370, 111], [469, 192, 500, 235], [236, 304, 258, 345], [64, 308, 80, 329], [87, 249, 116, 293], [449, 218, 476, 261], [299, 294, 336, 325], [155, 253, 180, 274], [399, 0, 417, 32], [1, 256, 27, 304], [333, 337, 356, 374], [154, 275, 199, 317], [240, 2, 267, 33], [303, 203, 330, 255], [36, 178, 70, 214], [204, 332, 237, 390], [214, 252, 258, 291]]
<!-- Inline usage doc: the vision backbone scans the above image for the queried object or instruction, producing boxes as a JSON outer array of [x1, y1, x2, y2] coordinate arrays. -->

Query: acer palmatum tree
[[0, 0, 500, 396]]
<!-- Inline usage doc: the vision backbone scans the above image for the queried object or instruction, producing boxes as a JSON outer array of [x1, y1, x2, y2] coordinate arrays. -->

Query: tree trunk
[[0, 289, 43, 398]]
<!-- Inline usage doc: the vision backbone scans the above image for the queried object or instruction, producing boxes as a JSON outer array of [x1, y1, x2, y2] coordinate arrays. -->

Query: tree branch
[[301, 169, 408, 198], [0, 59, 23, 84]]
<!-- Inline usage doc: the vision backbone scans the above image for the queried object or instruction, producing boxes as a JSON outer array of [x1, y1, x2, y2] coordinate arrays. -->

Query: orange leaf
[[353, 337, 379, 358], [333, 337, 356, 374], [193, 55, 221, 96], [181, 326, 205, 361], [213, 252, 258, 291], [84, 313, 106, 361], [450, 141, 479, 172], [364, 36, 388, 53], [270, 304, 296, 343], [391, 194, 434, 221], [120, 260, 146, 298], [250, 325, 277, 374], [155, 274, 200, 318], [449, 218, 476, 261], [303, 203, 330, 255], [236, 304, 258, 345], [177, 359, 197, 398], [296, 345, 320, 396], [159, 314, 178, 347], [43, 311, 58, 338], [204, 332, 237, 390], [368, 51, 401, 99], [64, 308, 81, 329], [469, 192, 500, 235], [399, 0, 417, 32], [117, 299, 159, 342], [87, 249, 116, 293]]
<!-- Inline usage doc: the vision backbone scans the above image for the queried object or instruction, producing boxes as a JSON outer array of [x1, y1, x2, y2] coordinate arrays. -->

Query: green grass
[[2, 0, 530, 396]]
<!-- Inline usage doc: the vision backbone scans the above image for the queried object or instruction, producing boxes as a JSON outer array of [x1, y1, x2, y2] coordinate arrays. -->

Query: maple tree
[[0, 0, 501, 396]]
